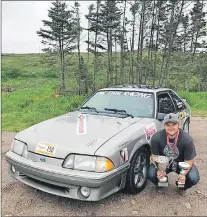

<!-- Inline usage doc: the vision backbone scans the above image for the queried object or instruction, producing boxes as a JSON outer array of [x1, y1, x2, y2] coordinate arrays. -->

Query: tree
[[85, 0, 102, 91], [190, 0, 207, 61], [152, 0, 168, 86], [135, 0, 152, 84], [37, 1, 77, 95], [97, 0, 122, 86], [180, 14, 191, 53], [85, 4, 94, 75], [129, 1, 140, 84], [72, 1, 88, 94], [159, 0, 186, 86]]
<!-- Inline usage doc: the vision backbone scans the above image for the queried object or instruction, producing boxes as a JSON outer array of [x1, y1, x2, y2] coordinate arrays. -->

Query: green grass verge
[[2, 86, 85, 132], [2, 54, 207, 132], [2, 87, 207, 132]]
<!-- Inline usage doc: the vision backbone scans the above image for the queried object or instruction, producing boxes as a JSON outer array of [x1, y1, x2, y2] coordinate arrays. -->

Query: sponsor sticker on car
[[35, 142, 58, 157], [179, 111, 185, 119], [97, 91, 152, 98], [120, 147, 129, 164], [77, 113, 87, 135], [86, 138, 100, 146], [144, 122, 157, 142]]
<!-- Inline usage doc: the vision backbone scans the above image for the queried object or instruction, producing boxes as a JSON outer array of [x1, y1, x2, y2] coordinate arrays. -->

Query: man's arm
[[150, 132, 166, 179], [150, 154, 159, 167], [183, 159, 194, 175], [178, 136, 196, 183], [183, 136, 196, 175]]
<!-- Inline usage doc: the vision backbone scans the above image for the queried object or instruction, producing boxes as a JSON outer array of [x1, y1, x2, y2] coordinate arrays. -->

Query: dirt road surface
[[1, 117, 207, 216]]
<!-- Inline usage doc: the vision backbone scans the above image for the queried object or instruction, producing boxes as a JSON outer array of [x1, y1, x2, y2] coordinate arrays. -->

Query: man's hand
[[157, 170, 166, 179], [150, 154, 159, 165], [178, 174, 186, 184]]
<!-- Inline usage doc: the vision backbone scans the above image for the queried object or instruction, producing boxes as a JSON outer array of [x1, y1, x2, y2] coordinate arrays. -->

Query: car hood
[[15, 111, 147, 158]]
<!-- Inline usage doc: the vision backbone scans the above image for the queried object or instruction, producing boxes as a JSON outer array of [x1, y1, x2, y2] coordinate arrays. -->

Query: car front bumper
[[6, 151, 130, 201]]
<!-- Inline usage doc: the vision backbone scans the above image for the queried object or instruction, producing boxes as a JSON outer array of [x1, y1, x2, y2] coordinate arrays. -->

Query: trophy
[[178, 162, 190, 188], [155, 156, 170, 187]]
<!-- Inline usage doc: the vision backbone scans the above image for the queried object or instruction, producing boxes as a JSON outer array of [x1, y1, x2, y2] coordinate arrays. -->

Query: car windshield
[[80, 90, 155, 118]]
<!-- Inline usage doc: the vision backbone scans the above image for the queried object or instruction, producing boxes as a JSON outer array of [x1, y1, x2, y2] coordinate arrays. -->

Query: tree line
[[37, 0, 207, 95]]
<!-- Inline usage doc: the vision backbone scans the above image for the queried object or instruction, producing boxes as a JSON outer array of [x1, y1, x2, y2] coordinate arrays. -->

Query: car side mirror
[[182, 98, 186, 103], [157, 112, 166, 121]]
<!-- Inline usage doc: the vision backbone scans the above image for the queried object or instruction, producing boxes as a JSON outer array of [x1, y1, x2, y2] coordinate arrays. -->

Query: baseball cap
[[163, 113, 180, 125]]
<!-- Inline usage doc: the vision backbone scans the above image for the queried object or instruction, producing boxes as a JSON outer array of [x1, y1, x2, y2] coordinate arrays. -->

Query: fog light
[[80, 186, 91, 198], [11, 166, 16, 173]]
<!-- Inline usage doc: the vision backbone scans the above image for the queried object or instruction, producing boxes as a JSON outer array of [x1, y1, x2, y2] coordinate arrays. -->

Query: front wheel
[[125, 147, 150, 194]]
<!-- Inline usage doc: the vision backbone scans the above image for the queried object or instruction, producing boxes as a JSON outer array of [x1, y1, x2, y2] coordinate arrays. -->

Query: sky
[[2, 1, 91, 53], [2, 1, 207, 54]]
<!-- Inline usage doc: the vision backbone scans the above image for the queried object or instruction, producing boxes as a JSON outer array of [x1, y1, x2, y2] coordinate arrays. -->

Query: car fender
[[129, 135, 151, 161]]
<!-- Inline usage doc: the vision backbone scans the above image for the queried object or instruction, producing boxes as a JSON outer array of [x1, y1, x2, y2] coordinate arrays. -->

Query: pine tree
[[159, 0, 187, 86], [190, 0, 207, 61], [180, 14, 191, 53], [129, 0, 140, 84], [98, 0, 122, 86], [37, 1, 77, 95], [152, 0, 168, 86], [72, 1, 88, 94], [85, 0, 103, 91]]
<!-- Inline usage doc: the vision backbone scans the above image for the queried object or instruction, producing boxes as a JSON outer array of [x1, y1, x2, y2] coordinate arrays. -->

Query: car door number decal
[[179, 111, 185, 119], [35, 142, 57, 157]]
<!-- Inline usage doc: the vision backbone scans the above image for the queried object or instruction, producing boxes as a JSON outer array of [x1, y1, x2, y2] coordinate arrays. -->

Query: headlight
[[12, 139, 28, 158], [63, 154, 114, 172], [74, 155, 96, 171]]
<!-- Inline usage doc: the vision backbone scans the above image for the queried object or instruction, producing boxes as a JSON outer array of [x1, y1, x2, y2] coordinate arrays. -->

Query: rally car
[[6, 85, 191, 201]]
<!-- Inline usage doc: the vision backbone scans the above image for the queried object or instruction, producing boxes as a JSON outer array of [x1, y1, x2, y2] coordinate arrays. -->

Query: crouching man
[[148, 113, 200, 190]]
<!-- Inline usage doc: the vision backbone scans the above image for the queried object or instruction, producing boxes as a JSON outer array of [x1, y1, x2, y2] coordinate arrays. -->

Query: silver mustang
[[6, 85, 191, 201]]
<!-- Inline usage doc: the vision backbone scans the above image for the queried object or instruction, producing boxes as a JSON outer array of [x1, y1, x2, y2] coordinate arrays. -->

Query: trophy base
[[158, 181, 168, 187], [178, 183, 185, 188]]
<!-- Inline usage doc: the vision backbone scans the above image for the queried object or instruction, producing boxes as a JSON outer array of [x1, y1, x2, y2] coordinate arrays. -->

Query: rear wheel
[[125, 147, 150, 194]]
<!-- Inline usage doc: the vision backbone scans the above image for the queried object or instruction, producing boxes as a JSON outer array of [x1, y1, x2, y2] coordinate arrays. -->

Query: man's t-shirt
[[150, 129, 196, 171]]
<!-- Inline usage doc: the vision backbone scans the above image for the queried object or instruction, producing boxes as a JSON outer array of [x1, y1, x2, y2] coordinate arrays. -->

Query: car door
[[168, 90, 189, 128], [155, 91, 182, 128]]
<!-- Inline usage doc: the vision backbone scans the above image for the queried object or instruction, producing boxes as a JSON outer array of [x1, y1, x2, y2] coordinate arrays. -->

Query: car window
[[157, 92, 176, 114], [169, 90, 186, 111], [81, 90, 155, 118]]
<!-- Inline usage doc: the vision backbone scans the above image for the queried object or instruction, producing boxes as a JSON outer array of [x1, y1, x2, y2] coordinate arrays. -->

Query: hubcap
[[134, 152, 148, 188]]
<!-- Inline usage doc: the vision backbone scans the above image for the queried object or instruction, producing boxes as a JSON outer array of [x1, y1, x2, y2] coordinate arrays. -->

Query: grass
[[2, 87, 85, 132], [2, 53, 207, 132], [178, 91, 207, 117]]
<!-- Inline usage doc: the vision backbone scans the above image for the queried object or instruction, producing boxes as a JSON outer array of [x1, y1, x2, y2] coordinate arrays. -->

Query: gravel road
[[1, 117, 207, 216]]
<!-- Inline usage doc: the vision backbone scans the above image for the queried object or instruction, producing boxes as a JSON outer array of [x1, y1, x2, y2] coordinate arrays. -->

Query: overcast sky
[[2, 1, 91, 53], [2, 1, 207, 54]]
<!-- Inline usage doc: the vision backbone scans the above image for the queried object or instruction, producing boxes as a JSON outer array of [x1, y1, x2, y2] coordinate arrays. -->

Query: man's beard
[[167, 130, 179, 138]]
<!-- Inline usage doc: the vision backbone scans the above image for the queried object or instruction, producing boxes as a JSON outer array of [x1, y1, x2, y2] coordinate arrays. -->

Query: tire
[[183, 119, 190, 133], [125, 147, 150, 194]]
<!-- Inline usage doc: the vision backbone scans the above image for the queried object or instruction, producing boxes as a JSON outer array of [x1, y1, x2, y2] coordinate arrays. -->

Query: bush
[[2, 68, 22, 79], [41, 70, 59, 78]]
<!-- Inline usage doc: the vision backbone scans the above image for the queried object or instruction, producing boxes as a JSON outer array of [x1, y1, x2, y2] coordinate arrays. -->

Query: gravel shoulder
[[1, 117, 207, 216]]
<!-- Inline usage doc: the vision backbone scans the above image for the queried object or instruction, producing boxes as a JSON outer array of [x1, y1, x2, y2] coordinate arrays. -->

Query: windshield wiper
[[104, 108, 134, 118], [80, 106, 99, 113]]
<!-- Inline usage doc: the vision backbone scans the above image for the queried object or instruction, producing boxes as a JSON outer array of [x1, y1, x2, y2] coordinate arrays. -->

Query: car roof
[[99, 85, 171, 93]]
